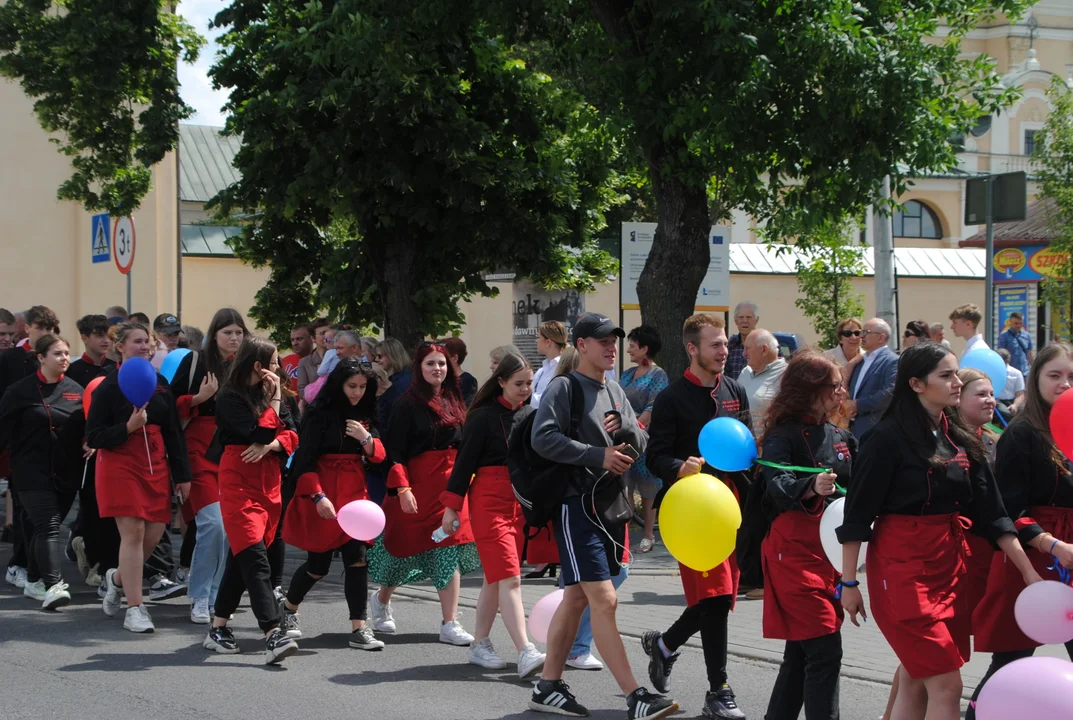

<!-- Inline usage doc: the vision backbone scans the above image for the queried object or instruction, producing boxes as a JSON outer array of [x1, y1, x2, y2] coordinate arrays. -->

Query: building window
[[1025, 129, 1038, 156], [893, 200, 942, 239]]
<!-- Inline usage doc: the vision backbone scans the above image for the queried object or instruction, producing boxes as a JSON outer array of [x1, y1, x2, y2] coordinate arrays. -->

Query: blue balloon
[[118, 357, 159, 407], [698, 417, 758, 472], [961, 348, 1008, 396], [159, 349, 191, 383]]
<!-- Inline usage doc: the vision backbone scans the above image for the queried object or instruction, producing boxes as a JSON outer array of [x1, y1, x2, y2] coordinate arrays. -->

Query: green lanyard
[[754, 459, 846, 494]]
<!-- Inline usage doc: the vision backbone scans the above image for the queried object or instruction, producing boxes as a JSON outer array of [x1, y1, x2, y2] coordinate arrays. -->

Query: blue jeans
[[569, 565, 629, 658], [188, 502, 228, 604]]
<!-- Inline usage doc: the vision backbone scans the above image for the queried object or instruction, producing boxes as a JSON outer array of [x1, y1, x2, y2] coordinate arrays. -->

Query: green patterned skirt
[[368, 537, 482, 591]]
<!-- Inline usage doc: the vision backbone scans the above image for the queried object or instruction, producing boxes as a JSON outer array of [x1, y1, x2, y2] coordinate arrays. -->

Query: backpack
[[508, 373, 584, 531]]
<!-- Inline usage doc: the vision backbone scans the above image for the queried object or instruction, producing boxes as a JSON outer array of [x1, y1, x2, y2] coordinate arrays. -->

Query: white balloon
[[819, 497, 867, 574]]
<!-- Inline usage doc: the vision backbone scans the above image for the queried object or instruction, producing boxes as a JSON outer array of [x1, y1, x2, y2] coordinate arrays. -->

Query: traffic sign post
[[113, 216, 136, 313], [91, 214, 110, 264]]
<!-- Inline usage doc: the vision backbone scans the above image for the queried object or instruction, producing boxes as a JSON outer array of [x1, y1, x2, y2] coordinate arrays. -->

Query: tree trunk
[[379, 236, 425, 350], [636, 154, 712, 378]]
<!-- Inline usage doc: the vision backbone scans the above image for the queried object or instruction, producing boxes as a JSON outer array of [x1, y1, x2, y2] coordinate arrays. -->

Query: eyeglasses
[[840, 330, 862, 338]]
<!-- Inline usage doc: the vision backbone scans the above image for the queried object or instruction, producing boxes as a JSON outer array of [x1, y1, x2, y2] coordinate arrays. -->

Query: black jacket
[[759, 420, 855, 522], [0, 372, 87, 491], [0, 346, 40, 401], [994, 419, 1073, 546], [67, 354, 116, 389]]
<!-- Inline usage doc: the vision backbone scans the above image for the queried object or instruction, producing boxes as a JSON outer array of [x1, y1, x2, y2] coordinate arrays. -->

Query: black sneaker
[[627, 687, 679, 720], [703, 685, 746, 720], [641, 630, 679, 694], [279, 600, 302, 639], [529, 679, 590, 717], [203, 626, 240, 655], [265, 628, 298, 665]]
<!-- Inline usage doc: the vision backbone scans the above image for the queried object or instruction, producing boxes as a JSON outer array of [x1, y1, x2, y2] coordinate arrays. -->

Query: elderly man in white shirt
[[738, 328, 787, 434]]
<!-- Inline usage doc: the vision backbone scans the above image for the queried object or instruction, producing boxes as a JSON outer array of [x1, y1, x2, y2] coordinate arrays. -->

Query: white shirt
[[738, 358, 788, 433], [998, 365, 1026, 402], [823, 345, 862, 368], [531, 355, 561, 408], [853, 351, 879, 398], [962, 334, 988, 359]]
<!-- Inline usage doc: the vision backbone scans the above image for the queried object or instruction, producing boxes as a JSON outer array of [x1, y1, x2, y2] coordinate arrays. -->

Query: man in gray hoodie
[[527, 313, 678, 720]]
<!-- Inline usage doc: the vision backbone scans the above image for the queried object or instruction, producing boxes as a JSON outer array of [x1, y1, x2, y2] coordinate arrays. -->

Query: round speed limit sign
[[113, 216, 136, 274]]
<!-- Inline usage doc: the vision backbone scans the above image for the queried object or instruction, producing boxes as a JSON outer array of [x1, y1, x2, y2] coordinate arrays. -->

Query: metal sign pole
[[127, 273, 132, 316], [984, 177, 995, 346]]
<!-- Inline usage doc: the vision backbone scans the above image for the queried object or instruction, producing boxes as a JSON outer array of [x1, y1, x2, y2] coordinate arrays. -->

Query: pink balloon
[[336, 500, 385, 541], [976, 656, 1073, 720], [1015, 580, 1073, 645], [528, 589, 564, 645]]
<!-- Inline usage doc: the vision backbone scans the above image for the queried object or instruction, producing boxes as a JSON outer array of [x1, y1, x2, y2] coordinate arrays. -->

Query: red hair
[[760, 349, 841, 445], [406, 343, 467, 425]]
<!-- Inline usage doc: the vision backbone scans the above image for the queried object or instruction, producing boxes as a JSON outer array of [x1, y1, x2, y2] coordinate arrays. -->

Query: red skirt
[[973, 505, 1073, 653], [866, 513, 971, 679], [96, 425, 172, 524], [762, 509, 843, 641], [963, 530, 995, 630], [219, 446, 282, 555], [181, 416, 220, 521], [284, 454, 370, 553], [469, 466, 523, 583], [383, 449, 474, 558], [680, 474, 740, 608]]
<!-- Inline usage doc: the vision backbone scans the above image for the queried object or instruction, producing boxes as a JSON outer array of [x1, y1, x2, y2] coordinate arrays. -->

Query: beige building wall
[[180, 257, 270, 333]]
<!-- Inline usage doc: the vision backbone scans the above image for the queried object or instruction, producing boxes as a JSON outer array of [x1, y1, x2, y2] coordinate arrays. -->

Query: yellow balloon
[[659, 473, 742, 572]]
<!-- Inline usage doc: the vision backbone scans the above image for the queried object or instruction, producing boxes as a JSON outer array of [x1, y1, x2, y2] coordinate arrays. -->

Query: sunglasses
[[840, 330, 862, 338], [904, 331, 922, 338]]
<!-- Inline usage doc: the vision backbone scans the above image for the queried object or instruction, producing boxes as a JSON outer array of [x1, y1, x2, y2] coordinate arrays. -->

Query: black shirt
[[837, 414, 1015, 545], [0, 346, 40, 401], [169, 351, 227, 416], [67, 354, 116, 389], [213, 390, 298, 449], [994, 419, 1073, 546], [288, 403, 382, 481], [445, 400, 518, 499], [759, 420, 855, 521], [384, 394, 461, 467], [85, 368, 191, 485], [460, 372, 479, 407], [0, 372, 86, 491]]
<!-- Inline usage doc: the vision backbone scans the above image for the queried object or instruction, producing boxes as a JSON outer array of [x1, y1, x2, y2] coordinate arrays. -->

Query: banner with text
[[512, 280, 585, 368], [620, 222, 730, 311]]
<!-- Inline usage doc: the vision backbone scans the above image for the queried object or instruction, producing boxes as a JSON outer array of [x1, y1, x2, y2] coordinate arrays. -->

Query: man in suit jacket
[[844, 318, 899, 441]]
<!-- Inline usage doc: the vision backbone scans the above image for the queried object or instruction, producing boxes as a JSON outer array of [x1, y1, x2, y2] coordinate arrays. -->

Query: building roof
[[179, 124, 241, 204], [730, 243, 984, 279], [959, 198, 1062, 248], [181, 225, 243, 256]]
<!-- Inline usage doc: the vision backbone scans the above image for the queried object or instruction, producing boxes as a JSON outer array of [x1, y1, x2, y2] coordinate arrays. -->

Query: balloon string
[[82, 460, 89, 490], [993, 408, 1008, 428], [1048, 556, 1072, 585], [754, 459, 845, 493], [142, 427, 154, 475]]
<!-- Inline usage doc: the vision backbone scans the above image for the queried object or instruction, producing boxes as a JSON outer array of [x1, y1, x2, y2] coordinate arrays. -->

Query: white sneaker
[[23, 580, 46, 601], [439, 619, 474, 646], [518, 643, 546, 678], [5, 565, 27, 588], [102, 568, 123, 617], [124, 605, 155, 633], [468, 637, 508, 669], [566, 652, 604, 670], [42, 581, 72, 610], [190, 597, 211, 624], [370, 590, 396, 633], [85, 565, 102, 588]]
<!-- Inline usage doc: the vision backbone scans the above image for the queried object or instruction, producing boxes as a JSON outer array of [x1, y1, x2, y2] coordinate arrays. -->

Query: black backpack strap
[[566, 373, 585, 440]]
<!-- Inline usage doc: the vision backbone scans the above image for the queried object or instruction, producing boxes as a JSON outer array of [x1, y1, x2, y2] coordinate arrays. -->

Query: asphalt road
[[0, 552, 894, 720]]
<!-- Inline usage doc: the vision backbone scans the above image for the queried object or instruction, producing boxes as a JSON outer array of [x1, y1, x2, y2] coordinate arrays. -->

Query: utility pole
[[873, 176, 897, 348]]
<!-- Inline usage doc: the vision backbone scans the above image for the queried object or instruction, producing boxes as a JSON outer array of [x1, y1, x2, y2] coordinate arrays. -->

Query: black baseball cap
[[153, 313, 182, 335], [572, 313, 625, 346]]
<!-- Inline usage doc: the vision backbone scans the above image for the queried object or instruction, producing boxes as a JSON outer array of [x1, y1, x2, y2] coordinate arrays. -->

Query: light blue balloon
[[697, 417, 758, 472], [961, 348, 1008, 396], [159, 349, 191, 383]]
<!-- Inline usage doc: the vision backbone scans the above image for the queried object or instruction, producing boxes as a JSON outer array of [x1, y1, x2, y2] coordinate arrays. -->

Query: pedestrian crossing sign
[[91, 213, 110, 264]]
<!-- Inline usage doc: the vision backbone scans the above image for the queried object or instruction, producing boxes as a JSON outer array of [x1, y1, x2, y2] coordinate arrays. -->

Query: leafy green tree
[[492, 0, 1029, 375], [209, 0, 622, 346], [0, 0, 204, 215], [1033, 77, 1073, 342], [788, 221, 866, 348]]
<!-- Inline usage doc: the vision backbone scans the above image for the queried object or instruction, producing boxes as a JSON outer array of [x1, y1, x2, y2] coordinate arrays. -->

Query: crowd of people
[[0, 297, 1068, 720]]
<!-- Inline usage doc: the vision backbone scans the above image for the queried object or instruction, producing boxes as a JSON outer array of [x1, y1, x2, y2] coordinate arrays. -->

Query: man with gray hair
[[845, 317, 899, 441], [738, 329, 786, 434], [726, 301, 759, 380], [928, 322, 951, 349]]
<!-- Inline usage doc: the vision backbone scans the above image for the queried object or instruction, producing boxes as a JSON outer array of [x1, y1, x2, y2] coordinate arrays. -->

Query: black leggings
[[662, 594, 734, 690], [286, 540, 369, 620], [214, 541, 282, 632], [17, 489, 75, 587], [179, 514, 197, 569], [765, 632, 842, 720], [268, 493, 291, 589], [76, 470, 120, 569], [966, 642, 1073, 720]]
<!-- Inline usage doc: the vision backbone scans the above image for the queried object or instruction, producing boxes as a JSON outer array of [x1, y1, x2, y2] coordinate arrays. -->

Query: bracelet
[[834, 579, 860, 600], [397, 487, 412, 494], [1050, 538, 1060, 555], [360, 435, 373, 447], [311, 492, 326, 503]]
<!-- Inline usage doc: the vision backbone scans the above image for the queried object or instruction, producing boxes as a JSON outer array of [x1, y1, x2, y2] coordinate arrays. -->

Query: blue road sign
[[91, 213, 110, 264]]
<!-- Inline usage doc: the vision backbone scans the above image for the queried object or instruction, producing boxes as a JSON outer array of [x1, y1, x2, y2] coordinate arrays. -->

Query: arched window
[[893, 200, 942, 239]]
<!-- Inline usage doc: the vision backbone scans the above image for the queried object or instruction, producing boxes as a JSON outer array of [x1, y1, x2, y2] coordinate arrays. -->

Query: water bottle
[[432, 520, 460, 543]]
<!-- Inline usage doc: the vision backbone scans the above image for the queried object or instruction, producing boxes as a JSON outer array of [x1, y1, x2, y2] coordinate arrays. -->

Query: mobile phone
[[622, 444, 640, 461]]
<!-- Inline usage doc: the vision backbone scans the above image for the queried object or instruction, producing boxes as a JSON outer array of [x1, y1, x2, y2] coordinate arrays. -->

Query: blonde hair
[[490, 344, 522, 364], [538, 321, 567, 348], [108, 321, 150, 346], [682, 313, 725, 349], [555, 346, 579, 376]]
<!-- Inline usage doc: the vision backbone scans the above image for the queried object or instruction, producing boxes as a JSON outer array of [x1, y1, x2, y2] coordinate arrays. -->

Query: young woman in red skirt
[[368, 342, 480, 645], [968, 343, 1073, 717], [757, 349, 853, 719], [202, 338, 299, 664], [837, 342, 1040, 720], [279, 358, 388, 651], [86, 322, 191, 634], [439, 352, 546, 677], [169, 308, 247, 624]]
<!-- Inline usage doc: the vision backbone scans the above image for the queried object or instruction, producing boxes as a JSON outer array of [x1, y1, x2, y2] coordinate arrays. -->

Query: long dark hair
[[1011, 342, 1073, 469], [204, 308, 248, 380], [311, 357, 380, 423], [222, 338, 278, 415], [406, 342, 466, 425], [760, 349, 840, 446], [883, 342, 985, 465], [469, 353, 530, 417]]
